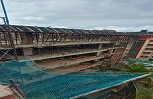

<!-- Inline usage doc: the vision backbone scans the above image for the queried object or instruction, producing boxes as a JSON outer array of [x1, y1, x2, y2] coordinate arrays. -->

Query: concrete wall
[[23, 48, 33, 56], [136, 37, 153, 59]]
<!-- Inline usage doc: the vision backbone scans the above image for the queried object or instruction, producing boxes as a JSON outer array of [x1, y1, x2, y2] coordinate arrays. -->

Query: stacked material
[[0, 84, 17, 99]]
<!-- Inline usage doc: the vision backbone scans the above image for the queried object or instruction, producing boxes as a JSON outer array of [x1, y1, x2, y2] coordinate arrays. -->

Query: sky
[[0, 0, 153, 32]]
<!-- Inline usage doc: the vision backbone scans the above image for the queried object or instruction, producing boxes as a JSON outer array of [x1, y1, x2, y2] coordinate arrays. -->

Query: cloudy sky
[[0, 0, 153, 32]]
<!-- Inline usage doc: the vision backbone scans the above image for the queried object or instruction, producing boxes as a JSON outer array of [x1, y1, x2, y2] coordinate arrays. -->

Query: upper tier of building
[[0, 25, 146, 35]]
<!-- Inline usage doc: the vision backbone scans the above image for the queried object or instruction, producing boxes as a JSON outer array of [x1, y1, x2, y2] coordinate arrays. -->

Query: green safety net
[[0, 58, 48, 84], [0, 58, 146, 99], [19, 72, 144, 99], [129, 59, 153, 66]]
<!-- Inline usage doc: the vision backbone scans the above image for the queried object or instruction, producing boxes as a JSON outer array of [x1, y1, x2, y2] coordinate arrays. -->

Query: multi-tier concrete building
[[0, 25, 142, 71]]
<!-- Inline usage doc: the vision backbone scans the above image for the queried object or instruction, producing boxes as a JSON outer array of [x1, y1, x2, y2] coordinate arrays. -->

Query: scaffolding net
[[0, 58, 48, 84], [0, 58, 145, 99], [129, 59, 153, 67]]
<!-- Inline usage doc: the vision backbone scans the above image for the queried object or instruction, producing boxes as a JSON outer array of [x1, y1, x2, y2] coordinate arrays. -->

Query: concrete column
[[122, 42, 133, 57], [95, 44, 103, 62], [97, 44, 103, 56], [23, 48, 33, 56], [117, 42, 133, 66]]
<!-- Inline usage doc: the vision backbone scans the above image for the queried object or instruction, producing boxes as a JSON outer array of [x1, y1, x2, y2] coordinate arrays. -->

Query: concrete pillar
[[97, 44, 103, 56], [23, 48, 33, 56], [95, 44, 103, 62], [122, 42, 133, 57]]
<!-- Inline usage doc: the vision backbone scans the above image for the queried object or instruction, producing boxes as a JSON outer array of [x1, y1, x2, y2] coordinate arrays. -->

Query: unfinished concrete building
[[135, 35, 153, 60], [0, 25, 140, 71]]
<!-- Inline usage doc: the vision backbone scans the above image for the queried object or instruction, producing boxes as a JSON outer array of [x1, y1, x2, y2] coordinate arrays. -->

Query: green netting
[[129, 59, 153, 66], [0, 58, 48, 84], [0, 59, 146, 99], [19, 72, 144, 99]]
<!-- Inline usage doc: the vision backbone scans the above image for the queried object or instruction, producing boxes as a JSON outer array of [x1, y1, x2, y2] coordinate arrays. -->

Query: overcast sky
[[0, 0, 153, 32]]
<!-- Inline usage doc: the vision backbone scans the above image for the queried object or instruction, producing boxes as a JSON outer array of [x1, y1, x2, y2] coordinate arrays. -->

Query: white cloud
[[21, 16, 43, 21], [93, 25, 153, 32], [51, 26, 69, 28]]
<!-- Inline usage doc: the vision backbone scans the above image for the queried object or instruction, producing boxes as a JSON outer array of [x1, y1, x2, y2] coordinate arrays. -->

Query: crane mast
[[0, 0, 18, 60], [0, 0, 22, 80], [0, 0, 9, 25]]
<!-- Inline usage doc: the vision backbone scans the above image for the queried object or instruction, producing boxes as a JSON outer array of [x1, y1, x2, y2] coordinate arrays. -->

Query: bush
[[123, 63, 149, 72]]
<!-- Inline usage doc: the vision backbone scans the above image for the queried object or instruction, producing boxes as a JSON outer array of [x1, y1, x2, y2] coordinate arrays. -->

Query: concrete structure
[[0, 25, 144, 71], [135, 35, 153, 60]]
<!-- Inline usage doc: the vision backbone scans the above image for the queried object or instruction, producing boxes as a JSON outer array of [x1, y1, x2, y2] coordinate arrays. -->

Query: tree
[[123, 63, 149, 72]]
